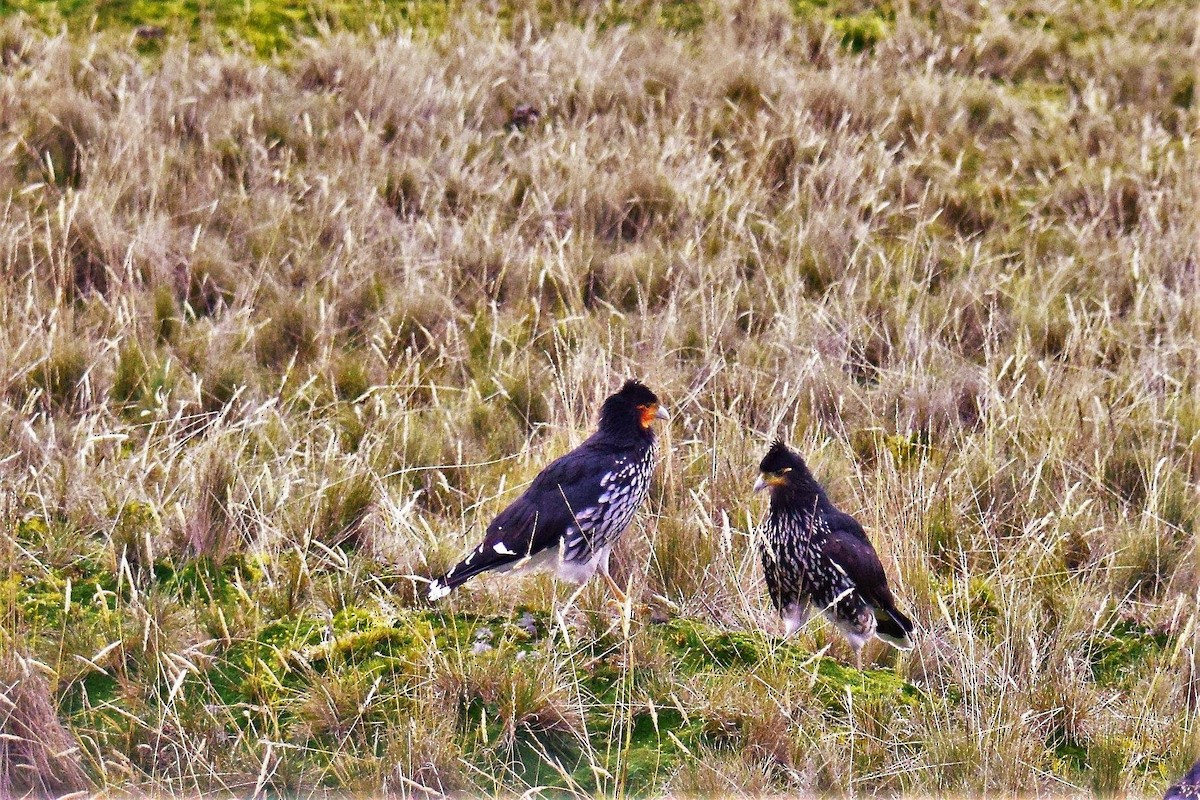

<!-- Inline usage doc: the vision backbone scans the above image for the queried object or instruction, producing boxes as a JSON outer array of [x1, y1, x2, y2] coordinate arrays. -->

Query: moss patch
[[1088, 619, 1170, 688], [1, 0, 898, 54], [8, 545, 925, 795], [0, 0, 454, 54]]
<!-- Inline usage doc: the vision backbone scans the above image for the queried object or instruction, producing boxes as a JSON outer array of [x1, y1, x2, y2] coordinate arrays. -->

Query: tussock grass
[[0, 0, 1196, 795]]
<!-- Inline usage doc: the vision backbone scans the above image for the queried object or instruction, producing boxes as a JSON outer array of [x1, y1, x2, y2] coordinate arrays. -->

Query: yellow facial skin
[[753, 467, 793, 493]]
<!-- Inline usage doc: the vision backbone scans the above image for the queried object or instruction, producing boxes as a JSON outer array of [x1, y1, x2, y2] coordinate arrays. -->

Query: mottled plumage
[[428, 381, 667, 602], [1166, 760, 1200, 800], [754, 441, 914, 662]]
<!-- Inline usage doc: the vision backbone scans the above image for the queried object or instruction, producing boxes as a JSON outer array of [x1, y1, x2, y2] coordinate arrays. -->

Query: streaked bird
[[1165, 760, 1200, 799], [753, 440, 914, 666], [428, 380, 667, 605]]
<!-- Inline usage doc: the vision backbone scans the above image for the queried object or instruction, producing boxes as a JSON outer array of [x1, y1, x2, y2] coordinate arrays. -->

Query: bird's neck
[[770, 479, 825, 518], [594, 417, 655, 447]]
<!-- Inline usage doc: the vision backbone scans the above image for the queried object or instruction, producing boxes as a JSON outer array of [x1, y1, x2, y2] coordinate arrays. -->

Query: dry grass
[[0, 0, 1196, 796], [0, 649, 89, 796]]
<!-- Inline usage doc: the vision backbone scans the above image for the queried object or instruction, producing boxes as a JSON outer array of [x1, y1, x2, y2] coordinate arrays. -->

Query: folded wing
[[429, 445, 610, 598], [821, 517, 915, 650]]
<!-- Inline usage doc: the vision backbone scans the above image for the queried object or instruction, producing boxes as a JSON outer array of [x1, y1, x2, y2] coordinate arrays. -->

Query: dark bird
[[428, 380, 667, 605], [133, 24, 166, 41], [1166, 760, 1200, 799], [507, 104, 541, 131], [754, 440, 914, 666]]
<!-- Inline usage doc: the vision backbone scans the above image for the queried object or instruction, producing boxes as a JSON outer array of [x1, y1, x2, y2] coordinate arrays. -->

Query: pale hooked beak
[[655, 405, 670, 421], [753, 474, 768, 493]]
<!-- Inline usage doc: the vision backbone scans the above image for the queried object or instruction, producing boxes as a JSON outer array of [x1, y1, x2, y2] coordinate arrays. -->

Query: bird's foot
[[599, 571, 630, 606]]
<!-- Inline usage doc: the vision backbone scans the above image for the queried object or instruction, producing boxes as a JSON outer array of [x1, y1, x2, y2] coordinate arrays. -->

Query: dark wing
[[821, 506, 872, 544], [430, 442, 614, 596], [820, 520, 889, 603], [482, 444, 611, 555], [821, 514, 914, 645], [1165, 760, 1200, 800]]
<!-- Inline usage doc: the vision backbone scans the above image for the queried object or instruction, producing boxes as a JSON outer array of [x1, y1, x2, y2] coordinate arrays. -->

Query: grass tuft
[[0, 650, 90, 796]]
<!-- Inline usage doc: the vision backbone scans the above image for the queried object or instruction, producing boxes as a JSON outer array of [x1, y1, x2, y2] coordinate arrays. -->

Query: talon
[[599, 569, 632, 607]]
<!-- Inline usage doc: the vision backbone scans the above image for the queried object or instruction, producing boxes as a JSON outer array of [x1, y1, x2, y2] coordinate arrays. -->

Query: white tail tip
[[877, 632, 914, 651]]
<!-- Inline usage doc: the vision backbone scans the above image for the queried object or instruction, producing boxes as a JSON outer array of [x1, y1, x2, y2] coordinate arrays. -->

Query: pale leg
[[597, 548, 630, 606], [841, 628, 870, 671], [599, 570, 630, 606], [781, 600, 812, 638], [597, 548, 634, 635]]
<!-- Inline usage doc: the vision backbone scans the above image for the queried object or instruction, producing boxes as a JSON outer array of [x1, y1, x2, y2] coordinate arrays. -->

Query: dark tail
[[427, 541, 520, 600], [874, 604, 915, 650]]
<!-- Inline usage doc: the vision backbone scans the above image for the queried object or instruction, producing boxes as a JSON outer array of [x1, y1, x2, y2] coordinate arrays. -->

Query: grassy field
[[0, 0, 1196, 796]]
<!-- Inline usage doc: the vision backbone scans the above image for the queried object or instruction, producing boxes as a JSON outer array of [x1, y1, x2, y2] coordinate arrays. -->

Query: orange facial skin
[[639, 404, 660, 428]]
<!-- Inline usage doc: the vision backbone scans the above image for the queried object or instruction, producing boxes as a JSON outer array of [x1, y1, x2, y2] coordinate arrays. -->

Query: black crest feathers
[[759, 439, 805, 475]]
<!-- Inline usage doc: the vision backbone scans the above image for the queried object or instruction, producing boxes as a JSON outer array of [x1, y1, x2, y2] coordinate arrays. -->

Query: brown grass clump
[[0, 651, 89, 797]]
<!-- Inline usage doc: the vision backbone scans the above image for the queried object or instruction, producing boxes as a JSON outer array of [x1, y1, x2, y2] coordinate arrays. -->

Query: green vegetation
[[7, 539, 925, 794], [0, 0, 1195, 795], [0, 0, 454, 53], [0, 0, 905, 55]]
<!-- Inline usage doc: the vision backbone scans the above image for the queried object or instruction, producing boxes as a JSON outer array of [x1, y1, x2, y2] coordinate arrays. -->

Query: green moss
[[161, 553, 259, 605], [0, 0, 718, 56], [1053, 733, 1088, 773], [0, 0, 859, 62], [622, 706, 692, 785], [205, 614, 328, 709], [9, 557, 928, 797], [787, 0, 892, 51], [810, 656, 922, 709], [657, 618, 922, 709], [294, 624, 422, 667], [1088, 620, 1169, 688], [582, 0, 710, 33], [9, 517, 117, 631], [830, 9, 891, 52], [652, 0, 707, 33], [64, 669, 121, 713], [788, 0, 831, 15], [0, 0, 452, 55], [661, 617, 766, 670]]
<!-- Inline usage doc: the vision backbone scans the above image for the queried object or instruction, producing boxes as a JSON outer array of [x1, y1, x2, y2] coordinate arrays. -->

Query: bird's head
[[599, 380, 669, 433], [754, 439, 811, 494]]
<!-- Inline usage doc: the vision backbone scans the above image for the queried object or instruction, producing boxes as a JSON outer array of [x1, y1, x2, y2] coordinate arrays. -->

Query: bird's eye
[[781, 467, 793, 474]]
